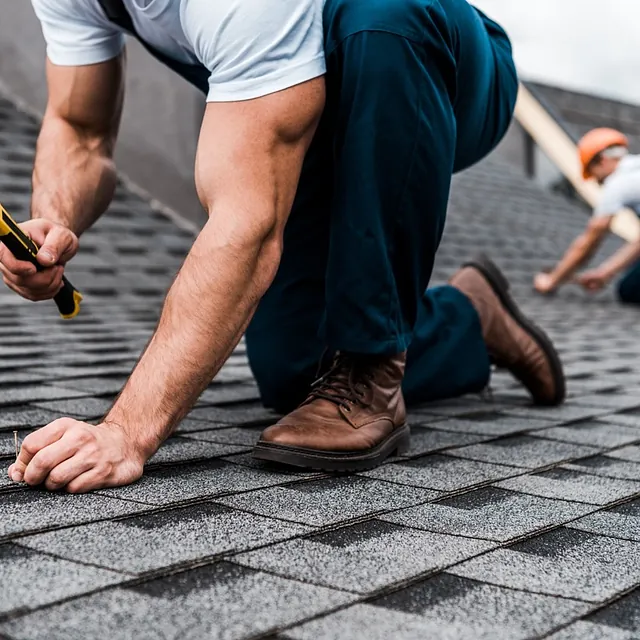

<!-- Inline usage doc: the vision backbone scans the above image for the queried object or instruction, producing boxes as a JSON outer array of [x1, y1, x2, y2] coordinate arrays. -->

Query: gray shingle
[[495, 468, 640, 505], [501, 403, 612, 423], [0, 490, 152, 539], [398, 426, 490, 458], [381, 487, 593, 542], [0, 385, 90, 407], [0, 543, 126, 616], [235, 519, 493, 593], [606, 444, 640, 462], [186, 404, 278, 425], [451, 527, 640, 602], [429, 412, 554, 436], [221, 452, 325, 478], [0, 406, 70, 431], [146, 437, 247, 466], [31, 397, 114, 418], [531, 420, 640, 448], [448, 435, 599, 468], [285, 574, 589, 640], [0, 562, 353, 640], [217, 476, 435, 526], [20, 503, 310, 574], [197, 384, 261, 406], [180, 425, 264, 447], [361, 454, 520, 491], [174, 418, 230, 433], [98, 459, 294, 506], [47, 376, 126, 396], [563, 455, 640, 481], [568, 499, 640, 541], [547, 621, 636, 639]]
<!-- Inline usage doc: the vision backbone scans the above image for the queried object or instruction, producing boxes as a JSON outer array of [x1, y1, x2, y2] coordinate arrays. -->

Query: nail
[[40, 250, 55, 262], [11, 469, 23, 483]]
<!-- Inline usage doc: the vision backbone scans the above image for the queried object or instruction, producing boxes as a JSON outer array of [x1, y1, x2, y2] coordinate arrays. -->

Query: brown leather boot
[[253, 352, 410, 471], [450, 255, 565, 406]]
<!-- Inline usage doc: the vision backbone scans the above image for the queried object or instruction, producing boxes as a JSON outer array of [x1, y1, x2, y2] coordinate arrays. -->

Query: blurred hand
[[0, 219, 78, 301], [533, 272, 557, 295], [576, 269, 609, 293]]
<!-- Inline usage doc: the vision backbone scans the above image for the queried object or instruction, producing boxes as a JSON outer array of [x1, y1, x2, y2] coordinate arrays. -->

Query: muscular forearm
[[104, 217, 281, 456], [31, 114, 117, 235]]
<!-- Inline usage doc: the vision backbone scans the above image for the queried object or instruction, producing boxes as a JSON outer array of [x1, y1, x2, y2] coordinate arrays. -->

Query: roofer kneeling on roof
[[534, 128, 640, 301], [2, 0, 565, 493]]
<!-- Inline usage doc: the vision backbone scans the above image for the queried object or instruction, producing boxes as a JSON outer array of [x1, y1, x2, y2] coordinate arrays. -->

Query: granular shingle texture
[[4, 84, 640, 638]]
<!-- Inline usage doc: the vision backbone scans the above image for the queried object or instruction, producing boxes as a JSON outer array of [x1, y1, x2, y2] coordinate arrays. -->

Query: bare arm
[[10, 77, 325, 491], [33, 57, 124, 233], [0, 56, 124, 301], [534, 216, 611, 293], [576, 239, 640, 292], [107, 78, 324, 453]]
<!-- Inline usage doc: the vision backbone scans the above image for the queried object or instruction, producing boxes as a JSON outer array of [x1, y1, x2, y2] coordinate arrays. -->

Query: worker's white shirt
[[594, 154, 640, 217], [31, 0, 326, 102]]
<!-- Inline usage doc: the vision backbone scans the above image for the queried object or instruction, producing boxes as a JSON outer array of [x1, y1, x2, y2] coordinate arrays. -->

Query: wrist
[[102, 412, 162, 463], [598, 267, 615, 283]]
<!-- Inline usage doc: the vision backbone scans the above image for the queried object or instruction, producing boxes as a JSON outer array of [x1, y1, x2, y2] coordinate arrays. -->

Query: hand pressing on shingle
[[7, 418, 145, 493]]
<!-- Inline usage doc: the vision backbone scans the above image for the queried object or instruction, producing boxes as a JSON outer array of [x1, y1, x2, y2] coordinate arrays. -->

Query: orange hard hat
[[578, 128, 629, 179]]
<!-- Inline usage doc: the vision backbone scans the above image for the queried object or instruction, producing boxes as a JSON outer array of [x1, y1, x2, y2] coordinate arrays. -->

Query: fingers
[[36, 223, 79, 267], [44, 455, 95, 491], [23, 434, 83, 486], [0, 245, 37, 276], [10, 419, 73, 482], [66, 469, 109, 494], [1, 263, 64, 301]]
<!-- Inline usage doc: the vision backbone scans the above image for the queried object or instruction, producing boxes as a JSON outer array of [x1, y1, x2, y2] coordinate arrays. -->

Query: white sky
[[474, 0, 640, 105]]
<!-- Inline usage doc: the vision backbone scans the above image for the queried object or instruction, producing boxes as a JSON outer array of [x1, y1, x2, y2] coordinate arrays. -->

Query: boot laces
[[306, 353, 374, 412]]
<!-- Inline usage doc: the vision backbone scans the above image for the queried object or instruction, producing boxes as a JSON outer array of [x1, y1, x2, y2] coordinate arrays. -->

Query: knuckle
[[74, 427, 94, 445], [47, 470, 65, 487], [21, 436, 39, 456], [30, 453, 49, 471], [67, 481, 90, 494]]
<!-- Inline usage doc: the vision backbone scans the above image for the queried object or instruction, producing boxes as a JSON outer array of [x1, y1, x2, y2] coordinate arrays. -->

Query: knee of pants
[[324, 0, 443, 49]]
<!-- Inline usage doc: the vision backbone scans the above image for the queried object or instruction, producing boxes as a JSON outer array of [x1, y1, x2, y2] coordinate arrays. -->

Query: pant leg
[[404, 286, 491, 404], [618, 261, 640, 305], [248, 0, 515, 410], [322, 0, 516, 375], [322, 0, 459, 354]]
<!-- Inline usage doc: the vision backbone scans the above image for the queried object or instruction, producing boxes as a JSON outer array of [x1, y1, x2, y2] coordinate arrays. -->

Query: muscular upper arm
[[195, 77, 325, 238], [33, 0, 125, 150], [44, 56, 125, 153]]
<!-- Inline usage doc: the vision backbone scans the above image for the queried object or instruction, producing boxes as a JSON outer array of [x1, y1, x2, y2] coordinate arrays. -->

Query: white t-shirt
[[31, 0, 326, 102], [594, 154, 640, 218]]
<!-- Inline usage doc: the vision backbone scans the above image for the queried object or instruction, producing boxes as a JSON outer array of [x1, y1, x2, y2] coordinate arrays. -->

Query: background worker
[[3, 0, 565, 492], [534, 128, 640, 301]]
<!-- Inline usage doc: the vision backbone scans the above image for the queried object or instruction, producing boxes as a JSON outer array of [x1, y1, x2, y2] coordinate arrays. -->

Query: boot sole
[[252, 424, 411, 472], [463, 254, 566, 406]]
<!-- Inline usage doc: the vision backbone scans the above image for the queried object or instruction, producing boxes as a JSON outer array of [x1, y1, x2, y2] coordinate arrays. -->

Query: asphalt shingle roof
[[2, 87, 640, 639]]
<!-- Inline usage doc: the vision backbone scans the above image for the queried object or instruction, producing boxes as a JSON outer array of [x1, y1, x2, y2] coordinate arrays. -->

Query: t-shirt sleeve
[[182, 0, 326, 102], [31, 0, 125, 66], [594, 177, 627, 218]]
